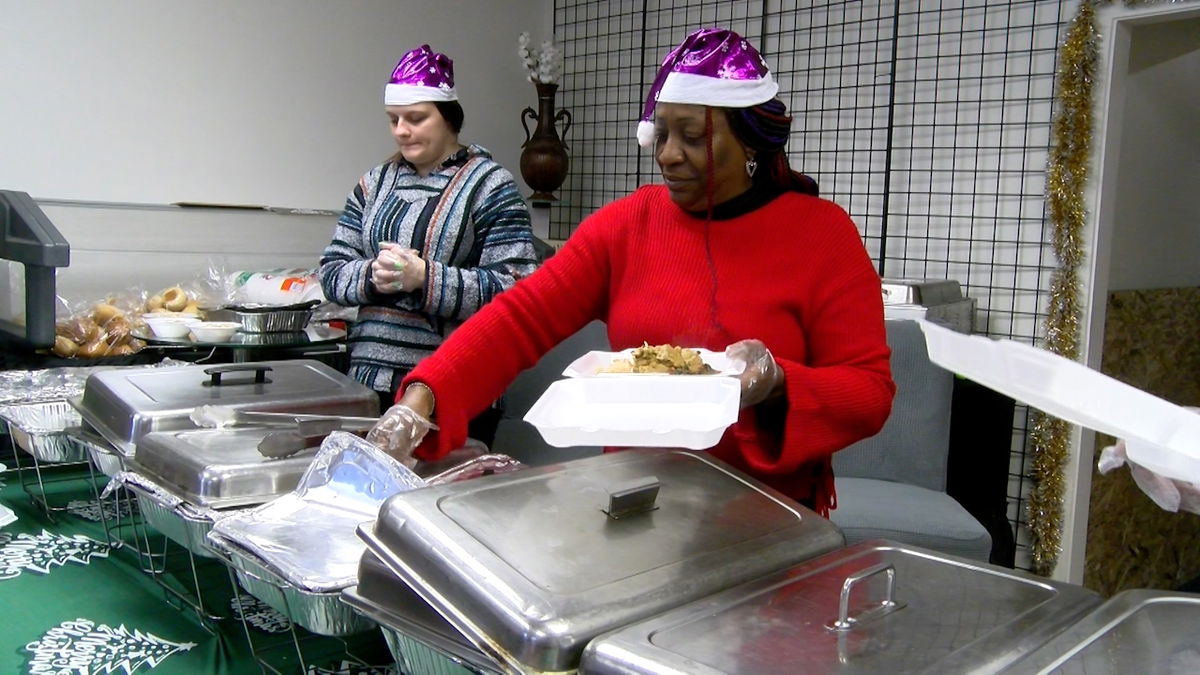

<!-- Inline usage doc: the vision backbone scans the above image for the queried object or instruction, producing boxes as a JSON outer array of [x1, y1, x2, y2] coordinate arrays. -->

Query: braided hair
[[726, 99, 819, 197]]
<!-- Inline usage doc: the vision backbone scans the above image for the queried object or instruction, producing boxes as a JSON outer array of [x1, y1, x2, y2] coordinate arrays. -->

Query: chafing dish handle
[[603, 476, 660, 519], [202, 364, 274, 387], [826, 562, 907, 631]]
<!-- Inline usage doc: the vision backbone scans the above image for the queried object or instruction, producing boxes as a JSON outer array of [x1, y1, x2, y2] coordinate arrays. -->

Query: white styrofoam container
[[917, 319, 1200, 483], [562, 348, 744, 378], [524, 376, 741, 450]]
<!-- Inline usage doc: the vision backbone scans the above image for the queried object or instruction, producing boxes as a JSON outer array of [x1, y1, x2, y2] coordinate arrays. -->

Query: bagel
[[182, 302, 201, 316], [161, 287, 188, 312], [52, 335, 79, 358], [92, 303, 125, 325], [146, 294, 165, 312]]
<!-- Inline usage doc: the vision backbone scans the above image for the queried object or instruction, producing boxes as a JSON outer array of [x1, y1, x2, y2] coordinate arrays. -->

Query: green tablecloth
[[0, 457, 396, 674]]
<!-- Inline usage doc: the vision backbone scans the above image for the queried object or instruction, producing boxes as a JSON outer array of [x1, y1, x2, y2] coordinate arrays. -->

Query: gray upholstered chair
[[829, 319, 993, 561]]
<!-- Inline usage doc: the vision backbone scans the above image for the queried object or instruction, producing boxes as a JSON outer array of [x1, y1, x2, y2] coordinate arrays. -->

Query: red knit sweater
[[404, 185, 895, 513]]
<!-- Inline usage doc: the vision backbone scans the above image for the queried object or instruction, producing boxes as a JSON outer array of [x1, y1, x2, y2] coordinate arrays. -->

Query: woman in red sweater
[[367, 28, 895, 515]]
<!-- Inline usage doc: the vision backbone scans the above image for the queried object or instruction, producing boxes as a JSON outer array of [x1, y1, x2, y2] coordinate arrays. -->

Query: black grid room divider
[[552, 0, 1074, 570]]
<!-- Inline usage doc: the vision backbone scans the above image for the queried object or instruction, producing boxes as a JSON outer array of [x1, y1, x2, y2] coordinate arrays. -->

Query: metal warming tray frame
[[70, 360, 378, 459], [360, 448, 846, 674], [581, 539, 1102, 674]]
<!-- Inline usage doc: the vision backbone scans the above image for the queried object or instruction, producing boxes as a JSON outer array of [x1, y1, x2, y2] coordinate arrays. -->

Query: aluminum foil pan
[[343, 589, 498, 675], [0, 400, 87, 463], [209, 431, 425, 593], [210, 533, 376, 637], [232, 308, 314, 333], [110, 472, 230, 559], [0, 368, 94, 406], [66, 426, 129, 477]]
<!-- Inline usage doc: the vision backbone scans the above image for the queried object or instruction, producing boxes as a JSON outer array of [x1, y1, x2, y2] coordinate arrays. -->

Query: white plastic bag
[[229, 268, 326, 306]]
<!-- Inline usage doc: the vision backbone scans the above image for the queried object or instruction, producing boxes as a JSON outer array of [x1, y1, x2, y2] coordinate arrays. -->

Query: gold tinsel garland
[[1032, 0, 1196, 576]]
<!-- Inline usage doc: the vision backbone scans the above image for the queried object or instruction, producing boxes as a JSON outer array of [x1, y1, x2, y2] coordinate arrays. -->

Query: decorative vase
[[519, 82, 573, 202]]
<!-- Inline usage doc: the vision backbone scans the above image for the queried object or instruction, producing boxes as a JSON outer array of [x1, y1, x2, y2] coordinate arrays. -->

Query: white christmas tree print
[[1, 529, 109, 579], [67, 496, 136, 523], [230, 593, 292, 633], [25, 619, 195, 674]]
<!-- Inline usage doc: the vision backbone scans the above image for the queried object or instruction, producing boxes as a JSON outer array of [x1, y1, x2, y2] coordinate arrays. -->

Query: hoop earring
[[745, 158, 758, 178]]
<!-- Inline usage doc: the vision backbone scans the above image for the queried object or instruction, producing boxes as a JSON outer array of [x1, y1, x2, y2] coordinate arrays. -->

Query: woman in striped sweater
[[319, 45, 537, 444]]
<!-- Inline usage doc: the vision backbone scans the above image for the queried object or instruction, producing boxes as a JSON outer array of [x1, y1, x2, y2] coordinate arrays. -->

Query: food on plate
[[599, 343, 717, 375]]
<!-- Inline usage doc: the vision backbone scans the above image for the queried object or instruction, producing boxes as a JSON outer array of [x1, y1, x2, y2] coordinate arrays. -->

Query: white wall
[[1108, 17, 1200, 291], [1, 0, 553, 209]]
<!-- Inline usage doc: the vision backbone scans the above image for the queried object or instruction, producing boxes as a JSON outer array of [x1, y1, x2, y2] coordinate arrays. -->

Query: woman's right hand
[[365, 383, 437, 466]]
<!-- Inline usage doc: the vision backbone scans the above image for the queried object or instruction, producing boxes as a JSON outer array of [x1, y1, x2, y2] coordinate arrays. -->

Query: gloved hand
[[725, 339, 784, 409], [1098, 438, 1200, 515], [366, 403, 436, 467], [369, 242, 427, 294]]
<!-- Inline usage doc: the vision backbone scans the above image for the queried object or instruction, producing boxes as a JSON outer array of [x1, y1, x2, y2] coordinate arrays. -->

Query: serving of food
[[598, 343, 718, 375]]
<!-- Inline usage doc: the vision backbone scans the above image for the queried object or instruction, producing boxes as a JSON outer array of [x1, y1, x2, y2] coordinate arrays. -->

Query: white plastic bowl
[[143, 314, 200, 338], [189, 321, 240, 342]]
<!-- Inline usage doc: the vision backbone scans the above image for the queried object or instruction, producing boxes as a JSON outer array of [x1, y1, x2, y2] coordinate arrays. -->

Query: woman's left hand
[[725, 339, 784, 408]]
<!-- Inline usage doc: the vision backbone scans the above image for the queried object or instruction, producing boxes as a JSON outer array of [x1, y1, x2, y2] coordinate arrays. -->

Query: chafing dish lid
[[73, 360, 377, 455], [363, 448, 845, 673], [131, 427, 317, 509], [581, 539, 1102, 675], [1002, 589, 1200, 673]]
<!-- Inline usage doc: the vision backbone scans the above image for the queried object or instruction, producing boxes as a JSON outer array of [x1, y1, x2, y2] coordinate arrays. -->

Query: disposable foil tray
[[342, 549, 500, 674], [210, 430, 423, 581], [110, 472, 228, 559], [0, 400, 87, 463], [210, 534, 376, 637]]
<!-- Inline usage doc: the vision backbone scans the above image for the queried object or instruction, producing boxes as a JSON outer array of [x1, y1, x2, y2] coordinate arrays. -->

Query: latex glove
[[366, 404, 436, 467], [369, 243, 425, 294], [1098, 439, 1200, 515], [725, 339, 784, 409]]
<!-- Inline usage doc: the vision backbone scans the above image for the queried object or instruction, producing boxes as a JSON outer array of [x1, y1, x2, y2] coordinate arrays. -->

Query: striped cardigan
[[319, 144, 537, 393]]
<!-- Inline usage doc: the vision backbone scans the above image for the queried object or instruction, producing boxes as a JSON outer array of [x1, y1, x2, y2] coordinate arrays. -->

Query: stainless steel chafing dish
[[1001, 588, 1200, 674], [581, 539, 1102, 674], [208, 432, 426, 638], [70, 360, 378, 459], [359, 448, 846, 674], [341, 551, 499, 675], [130, 427, 324, 509]]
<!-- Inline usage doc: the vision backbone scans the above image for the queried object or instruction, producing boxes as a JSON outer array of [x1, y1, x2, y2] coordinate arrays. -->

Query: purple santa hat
[[636, 28, 778, 147], [384, 45, 458, 106]]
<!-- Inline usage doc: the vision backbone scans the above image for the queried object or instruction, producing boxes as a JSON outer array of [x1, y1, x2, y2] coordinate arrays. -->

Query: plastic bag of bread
[[51, 291, 146, 360]]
